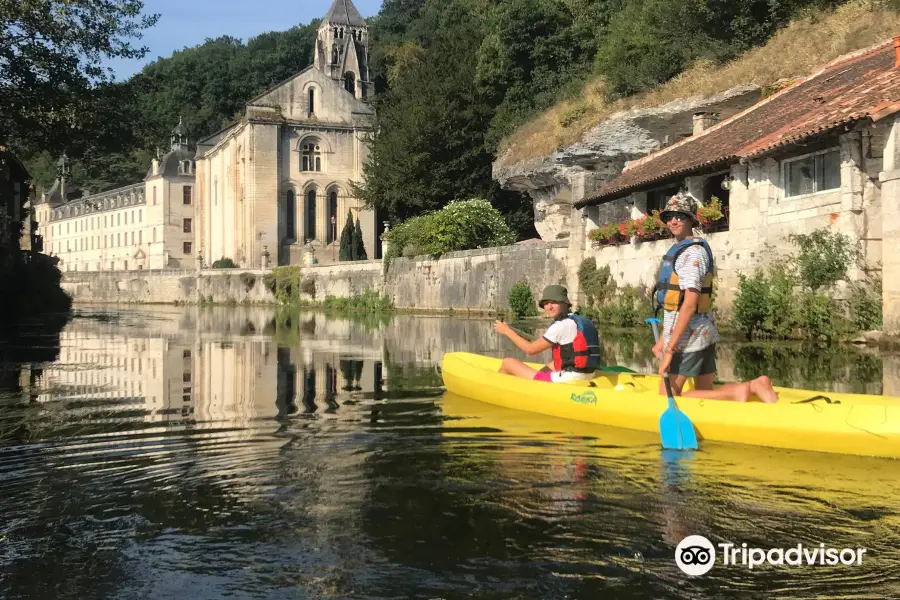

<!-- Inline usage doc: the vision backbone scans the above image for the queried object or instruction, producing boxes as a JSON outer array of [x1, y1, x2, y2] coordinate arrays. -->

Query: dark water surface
[[1, 306, 899, 599]]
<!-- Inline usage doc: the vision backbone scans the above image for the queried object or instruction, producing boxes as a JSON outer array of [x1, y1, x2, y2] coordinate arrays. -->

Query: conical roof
[[322, 0, 366, 27]]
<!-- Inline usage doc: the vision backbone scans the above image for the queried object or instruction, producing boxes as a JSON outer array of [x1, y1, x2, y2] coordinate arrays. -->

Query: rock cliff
[[493, 85, 761, 240]]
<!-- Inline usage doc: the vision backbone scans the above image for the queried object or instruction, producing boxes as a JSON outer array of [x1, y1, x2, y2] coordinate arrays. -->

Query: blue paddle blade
[[659, 397, 699, 450]]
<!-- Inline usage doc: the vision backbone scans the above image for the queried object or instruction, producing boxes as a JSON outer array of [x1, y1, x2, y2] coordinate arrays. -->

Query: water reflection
[[0, 306, 898, 599]]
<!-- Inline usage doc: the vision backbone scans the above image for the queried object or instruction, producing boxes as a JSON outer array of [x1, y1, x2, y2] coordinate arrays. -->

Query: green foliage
[[212, 257, 237, 269], [580, 285, 642, 328], [730, 229, 874, 341], [1, 0, 158, 151], [508, 280, 539, 318], [850, 279, 882, 331], [339, 210, 354, 261], [353, 217, 367, 261], [594, 0, 840, 99], [732, 270, 772, 339], [788, 229, 856, 291], [322, 289, 393, 313], [577, 257, 616, 307], [384, 199, 516, 266]]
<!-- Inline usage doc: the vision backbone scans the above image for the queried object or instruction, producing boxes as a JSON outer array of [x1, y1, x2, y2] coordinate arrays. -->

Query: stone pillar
[[261, 245, 270, 270], [567, 172, 602, 309], [879, 116, 900, 334]]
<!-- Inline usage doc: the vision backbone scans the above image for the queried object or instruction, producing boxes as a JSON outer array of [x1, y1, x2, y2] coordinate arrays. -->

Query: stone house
[[194, 0, 377, 269], [568, 36, 900, 332], [33, 120, 198, 271]]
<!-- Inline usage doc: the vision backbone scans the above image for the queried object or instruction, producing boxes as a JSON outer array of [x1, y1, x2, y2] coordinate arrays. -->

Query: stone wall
[[61, 242, 569, 313], [384, 241, 569, 313]]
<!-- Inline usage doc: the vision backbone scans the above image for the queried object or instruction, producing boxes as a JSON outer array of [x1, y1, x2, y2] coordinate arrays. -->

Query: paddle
[[645, 317, 699, 451]]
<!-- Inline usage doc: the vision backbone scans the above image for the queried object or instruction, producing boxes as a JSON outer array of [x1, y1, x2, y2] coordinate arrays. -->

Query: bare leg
[[499, 357, 540, 380], [659, 373, 778, 403]]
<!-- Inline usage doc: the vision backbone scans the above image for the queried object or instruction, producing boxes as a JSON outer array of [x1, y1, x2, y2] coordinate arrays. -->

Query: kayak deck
[[440, 352, 900, 459]]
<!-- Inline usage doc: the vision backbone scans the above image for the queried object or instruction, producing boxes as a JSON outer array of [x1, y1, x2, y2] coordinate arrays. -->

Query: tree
[[353, 217, 368, 261], [339, 210, 354, 261], [1, 0, 159, 151]]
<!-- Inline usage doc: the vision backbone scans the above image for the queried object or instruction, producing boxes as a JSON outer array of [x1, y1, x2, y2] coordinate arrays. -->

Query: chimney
[[894, 35, 900, 68], [693, 111, 720, 135]]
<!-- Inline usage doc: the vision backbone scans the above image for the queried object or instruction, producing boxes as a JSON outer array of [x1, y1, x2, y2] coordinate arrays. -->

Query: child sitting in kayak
[[493, 285, 601, 383]]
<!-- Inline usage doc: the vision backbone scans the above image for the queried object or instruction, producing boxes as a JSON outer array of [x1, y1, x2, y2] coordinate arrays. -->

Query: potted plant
[[697, 196, 727, 233], [588, 222, 628, 246], [635, 210, 668, 242]]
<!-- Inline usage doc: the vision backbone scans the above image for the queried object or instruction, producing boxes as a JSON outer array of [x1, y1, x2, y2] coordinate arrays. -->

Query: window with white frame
[[782, 147, 840, 198]]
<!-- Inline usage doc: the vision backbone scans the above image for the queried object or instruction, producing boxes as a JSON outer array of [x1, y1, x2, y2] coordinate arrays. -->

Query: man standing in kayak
[[654, 192, 777, 403], [493, 285, 602, 383]]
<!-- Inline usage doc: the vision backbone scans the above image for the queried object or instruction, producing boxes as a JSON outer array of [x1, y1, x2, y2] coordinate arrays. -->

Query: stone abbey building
[[195, 0, 377, 267], [33, 120, 197, 272]]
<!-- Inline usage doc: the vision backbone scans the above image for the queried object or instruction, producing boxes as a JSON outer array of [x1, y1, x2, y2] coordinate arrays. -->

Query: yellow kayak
[[440, 352, 900, 459]]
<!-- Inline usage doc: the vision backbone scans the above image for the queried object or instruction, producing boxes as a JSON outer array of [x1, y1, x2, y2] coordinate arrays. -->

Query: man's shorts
[[669, 344, 717, 377]]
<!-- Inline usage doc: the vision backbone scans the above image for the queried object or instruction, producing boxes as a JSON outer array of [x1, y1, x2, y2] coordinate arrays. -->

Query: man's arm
[[494, 320, 553, 356]]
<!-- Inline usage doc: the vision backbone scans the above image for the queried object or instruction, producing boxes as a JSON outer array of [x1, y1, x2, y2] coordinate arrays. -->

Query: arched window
[[339, 28, 344, 39], [331, 44, 338, 64], [344, 72, 356, 96], [308, 88, 315, 114], [286, 190, 296, 240], [305, 190, 317, 241], [302, 143, 322, 172], [326, 191, 338, 244]]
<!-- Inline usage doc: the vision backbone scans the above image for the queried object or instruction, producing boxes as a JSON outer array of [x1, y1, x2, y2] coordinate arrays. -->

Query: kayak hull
[[440, 352, 900, 459]]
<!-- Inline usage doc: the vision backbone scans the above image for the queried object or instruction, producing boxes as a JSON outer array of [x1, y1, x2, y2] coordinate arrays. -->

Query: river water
[[1, 306, 899, 599]]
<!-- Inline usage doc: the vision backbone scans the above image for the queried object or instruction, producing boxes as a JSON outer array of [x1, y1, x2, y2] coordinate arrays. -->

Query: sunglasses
[[666, 213, 691, 223]]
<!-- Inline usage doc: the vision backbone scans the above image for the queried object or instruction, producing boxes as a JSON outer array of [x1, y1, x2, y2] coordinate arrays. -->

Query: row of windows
[[50, 220, 191, 254], [284, 190, 340, 242], [50, 209, 144, 236]]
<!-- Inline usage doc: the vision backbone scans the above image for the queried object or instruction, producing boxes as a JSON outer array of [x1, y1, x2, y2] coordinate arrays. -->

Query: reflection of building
[[32, 120, 197, 272], [195, 0, 377, 268], [34, 308, 384, 425]]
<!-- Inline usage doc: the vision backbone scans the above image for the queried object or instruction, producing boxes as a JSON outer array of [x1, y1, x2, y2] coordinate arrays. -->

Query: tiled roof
[[577, 39, 900, 207]]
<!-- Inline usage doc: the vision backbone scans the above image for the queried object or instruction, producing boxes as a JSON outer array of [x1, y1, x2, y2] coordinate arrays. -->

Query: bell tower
[[314, 0, 371, 100]]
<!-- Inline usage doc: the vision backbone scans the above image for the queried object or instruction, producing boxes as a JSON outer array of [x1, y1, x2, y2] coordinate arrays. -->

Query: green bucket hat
[[539, 285, 571, 308], [660, 192, 699, 223]]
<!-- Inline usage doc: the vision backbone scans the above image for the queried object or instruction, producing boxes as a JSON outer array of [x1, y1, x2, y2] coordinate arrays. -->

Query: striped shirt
[[662, 244, 719, 353]]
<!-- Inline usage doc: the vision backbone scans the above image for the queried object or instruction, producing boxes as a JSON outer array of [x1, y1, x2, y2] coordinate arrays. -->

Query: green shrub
[[384, 198, 515, 268], [508, 280, 538, 319], [577, 257, 615, 308], [610, 286, 640, 327], [731, 270, 771, 340], [850, 279, 882, 331], [796, 290, 841, 341], [788, 229, 855, 291], [212, 257, 237, 269]]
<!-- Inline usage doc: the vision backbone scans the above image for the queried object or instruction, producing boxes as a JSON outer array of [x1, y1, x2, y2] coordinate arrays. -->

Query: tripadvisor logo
[[675, 535, 868, 576]]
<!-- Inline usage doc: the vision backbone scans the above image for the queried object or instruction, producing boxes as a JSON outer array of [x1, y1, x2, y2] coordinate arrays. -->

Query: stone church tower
[[314, 0, 372, 101], [195, 0, 376, 268]]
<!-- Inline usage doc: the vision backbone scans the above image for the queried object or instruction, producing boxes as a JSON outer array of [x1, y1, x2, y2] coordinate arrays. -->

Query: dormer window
[[302, 143, 322, 172]]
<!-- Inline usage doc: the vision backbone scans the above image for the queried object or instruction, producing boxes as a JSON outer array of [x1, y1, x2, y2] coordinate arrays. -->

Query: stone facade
[[573, 125, 885, 314], [33, 123, 197, 272], [195, 0, 376, 270]]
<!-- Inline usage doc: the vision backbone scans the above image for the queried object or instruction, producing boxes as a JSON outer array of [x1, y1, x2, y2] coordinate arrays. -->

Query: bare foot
[[749, 376, 779, 403]]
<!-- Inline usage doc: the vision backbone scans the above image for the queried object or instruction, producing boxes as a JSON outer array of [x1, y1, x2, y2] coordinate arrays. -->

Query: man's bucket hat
[[539, 285, 571, 308], [660, 192, 699, 223]]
